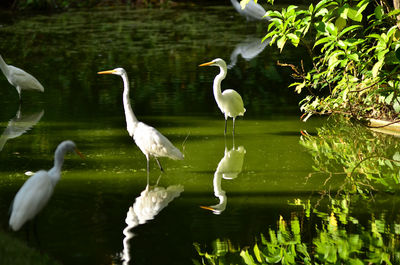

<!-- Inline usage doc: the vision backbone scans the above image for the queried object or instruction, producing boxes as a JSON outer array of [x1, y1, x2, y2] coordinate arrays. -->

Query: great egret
[[201, 143, 246, 214], [98, 68, 184, 173], [0, 107, 44, 152], [230, 0, 270, 21], [9, 140, 83, 231], [0, 55, 44, 99], [228, 37, 270, 69], [199, 58, 246, 135]]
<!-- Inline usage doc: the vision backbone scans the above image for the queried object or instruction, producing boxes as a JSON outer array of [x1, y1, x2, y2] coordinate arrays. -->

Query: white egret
[[0, 107, 44, 152], [0, 55, 44, 99], [9, 140, 83, 231], [199, 58, 246, 135], [97, 68, 184, 173], [230, 0, 270, 21], [201, 144, 246, 214]]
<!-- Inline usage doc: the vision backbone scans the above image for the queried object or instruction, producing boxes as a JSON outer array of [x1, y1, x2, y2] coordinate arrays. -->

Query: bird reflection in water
[[0, 106, 44, 151], [228, 37, 271, 69], [201, 137, 246, 214], [120, 176, 184, 264]]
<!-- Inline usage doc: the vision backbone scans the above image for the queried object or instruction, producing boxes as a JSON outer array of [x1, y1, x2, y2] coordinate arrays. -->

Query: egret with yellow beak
[[199, 58, 246, 135]]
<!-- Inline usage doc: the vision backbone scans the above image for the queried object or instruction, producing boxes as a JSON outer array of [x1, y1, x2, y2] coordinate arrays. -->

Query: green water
[[0, 3, 400, 265]]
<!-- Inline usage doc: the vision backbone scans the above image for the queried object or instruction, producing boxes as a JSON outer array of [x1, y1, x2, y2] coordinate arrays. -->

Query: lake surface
[[0, 3, 400, 265]]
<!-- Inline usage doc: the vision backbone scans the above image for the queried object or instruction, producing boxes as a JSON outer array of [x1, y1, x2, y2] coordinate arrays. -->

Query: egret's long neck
[[121, 73, 139, 137], [213, 65, 227, 101], [48, 147, 67, 186], [0, 55, 9, 77]]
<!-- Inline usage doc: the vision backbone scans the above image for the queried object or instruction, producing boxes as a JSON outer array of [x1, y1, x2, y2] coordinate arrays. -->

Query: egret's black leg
[[146, 156, 150, 174], [232, 118, 236, 136], [155, 158, 164, 172], [224, 119, 227, 135]]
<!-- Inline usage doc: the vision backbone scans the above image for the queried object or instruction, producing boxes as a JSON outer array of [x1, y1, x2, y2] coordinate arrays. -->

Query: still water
[[0, 3, 400, 265]]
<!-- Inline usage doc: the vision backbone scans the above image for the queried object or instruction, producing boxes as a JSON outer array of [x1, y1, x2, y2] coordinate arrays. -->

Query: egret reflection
[[0, 106, 44, 151], [201, 138, 246, 214], [230, 0, 270, 21], [120, 177, 184, 264], [228, 37, 270, 69]]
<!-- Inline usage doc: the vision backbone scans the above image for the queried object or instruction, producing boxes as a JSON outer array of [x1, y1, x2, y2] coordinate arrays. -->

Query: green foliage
[[300, 116, 400, 196], [264, 0, 400, 121], [194, 198, 400, 265]]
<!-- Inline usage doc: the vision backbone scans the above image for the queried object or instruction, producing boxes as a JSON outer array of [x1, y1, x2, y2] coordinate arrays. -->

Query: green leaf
[[253, 244, 263, 263], [372, 59, 384, 78], [335, 17, 346, 32], [338, 25, 362, 38], [347, 7, 362, 22], [393, 99, 400, 113], [387, 9, 400, 17], [325, 22, 337, 36], [277, 36, 287, 52], [287, 33, 300, 47], [240, 250, 257, 265], [385, 92, 394, 104], [374, 6, 384, 20]]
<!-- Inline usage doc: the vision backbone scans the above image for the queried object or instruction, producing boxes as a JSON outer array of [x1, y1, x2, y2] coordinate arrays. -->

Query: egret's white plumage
[[201, 144, 246, 214], [97, 68, 183, 173], [199, 58, 246, 135], [9, 140, 83, 231], [230, 0, 270, 21], [0, 55, 44, 99]]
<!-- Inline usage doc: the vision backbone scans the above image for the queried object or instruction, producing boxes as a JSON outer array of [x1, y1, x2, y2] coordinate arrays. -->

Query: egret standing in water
[[97, 68, 184, 173], [9, 140, 83, 231], [0, 55, 44, 100], [199, 58, 246, 135]]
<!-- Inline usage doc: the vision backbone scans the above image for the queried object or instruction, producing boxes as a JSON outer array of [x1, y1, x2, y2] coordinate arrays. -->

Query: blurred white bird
[[9, 140, 83, 231], [98, 68, 184, 173], [228, 37, 270, 69], [199, 58, 246, 135], [0, 55, 44, 99], [201, 144, 246, 214], [230, 0, 270, 21], [0, 107, 44, 151]]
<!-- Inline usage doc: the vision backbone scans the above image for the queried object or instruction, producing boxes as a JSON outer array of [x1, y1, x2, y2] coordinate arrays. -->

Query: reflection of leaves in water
[[194, 208, 400, 265], [300, 116, 400, 196]]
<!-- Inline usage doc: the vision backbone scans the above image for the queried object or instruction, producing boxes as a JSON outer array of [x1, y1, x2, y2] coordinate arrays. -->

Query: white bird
[[201, 145, 246, 214], [230, 0, 270, 21], [9, 140, 83, 231], [228, 37, 270, 69], [97, 68, 184, 173], [199, 58, 246, 135], [0, 55, 44, 100], [0, 107, 44, 152]]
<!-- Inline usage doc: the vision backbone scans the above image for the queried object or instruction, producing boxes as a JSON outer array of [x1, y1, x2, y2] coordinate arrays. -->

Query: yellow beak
[[200, 205, 215, 211], [97, 69, 116, 74], [74, 148, 85, 159], [199, 61, 214, 67]]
